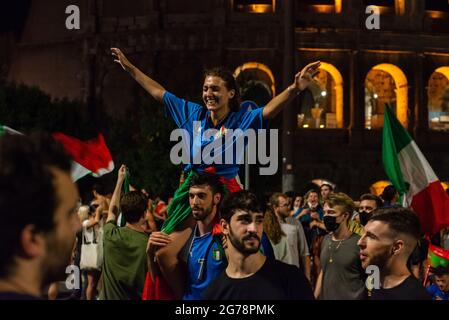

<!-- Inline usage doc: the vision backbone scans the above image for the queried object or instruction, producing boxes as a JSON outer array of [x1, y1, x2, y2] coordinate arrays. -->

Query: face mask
[[323, 215, 339, 232], [359, 211, 372, 226]]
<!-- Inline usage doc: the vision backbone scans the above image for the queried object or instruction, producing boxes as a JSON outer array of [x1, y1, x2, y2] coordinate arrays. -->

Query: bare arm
[[147, 231, 172, 280], [153, 216, 196, 299], [301, 255, 311, 282], [314, 270, 323, 299], [145, 210, 158, 233], [111, 48, 166, 102], [83, 206, 102, 228], [262, 61, 320, 120], [296, 221, 311, 281], [107, 164, 127, 223]]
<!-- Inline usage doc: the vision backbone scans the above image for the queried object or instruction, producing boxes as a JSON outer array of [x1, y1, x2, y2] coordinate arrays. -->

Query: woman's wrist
[[287, 84, 301, 95]]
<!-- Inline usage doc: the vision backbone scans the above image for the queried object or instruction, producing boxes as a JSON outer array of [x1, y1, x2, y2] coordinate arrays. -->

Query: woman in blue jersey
[[111, 48, 320, 298]]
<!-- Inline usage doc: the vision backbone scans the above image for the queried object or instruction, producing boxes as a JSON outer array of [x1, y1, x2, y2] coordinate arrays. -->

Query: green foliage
[[0, 82, 91, 137], [105, 94, 181, 199]]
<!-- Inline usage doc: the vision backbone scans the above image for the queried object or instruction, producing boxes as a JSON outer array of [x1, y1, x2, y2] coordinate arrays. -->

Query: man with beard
[[270, 193, 311, 280], [147, 173, 225, 299], [203, 191, 314, 300], [358, 207, 430, 300], [0, 133, 81, 299], [314, 193, 366, 300]]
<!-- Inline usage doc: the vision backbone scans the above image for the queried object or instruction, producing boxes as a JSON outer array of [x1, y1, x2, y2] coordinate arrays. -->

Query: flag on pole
[[0, 124, 114, 182], [382, 105, 449, 235]]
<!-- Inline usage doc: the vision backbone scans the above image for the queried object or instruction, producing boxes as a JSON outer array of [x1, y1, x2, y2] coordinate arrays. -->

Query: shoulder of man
[[348, 219, 364, 236], [269, 260, 314, 299], [285, 216, 300, 225], [202, 268, 228, 300], [103, 220, 118, 237], [179, 228, 196, 264]]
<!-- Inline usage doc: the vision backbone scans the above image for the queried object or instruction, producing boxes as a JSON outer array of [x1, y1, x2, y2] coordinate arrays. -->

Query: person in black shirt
[[203, 190, 314, 300], [357, 207, 431, 300]]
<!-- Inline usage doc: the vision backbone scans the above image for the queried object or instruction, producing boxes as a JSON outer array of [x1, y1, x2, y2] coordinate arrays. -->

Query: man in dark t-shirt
[[370, 275, 430, 300], [358, 207, 431, 300], [203, 191, 314, 300], [204, 257, 312, 300]]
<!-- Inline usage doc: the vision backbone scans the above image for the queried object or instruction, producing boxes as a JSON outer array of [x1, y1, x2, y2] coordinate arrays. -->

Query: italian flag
[[0, 125, 114, 182], [382, 106, 449, 235], [428, 244, 449, 270]]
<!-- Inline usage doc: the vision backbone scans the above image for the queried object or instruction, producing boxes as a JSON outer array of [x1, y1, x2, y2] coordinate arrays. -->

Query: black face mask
[[323, 215, 339, 232], [359, 211, 372, 226]]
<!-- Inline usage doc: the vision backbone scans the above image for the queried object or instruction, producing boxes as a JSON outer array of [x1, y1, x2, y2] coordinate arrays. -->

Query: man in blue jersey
[[148, 173, 226, 299], [427, 268, 449, 300]]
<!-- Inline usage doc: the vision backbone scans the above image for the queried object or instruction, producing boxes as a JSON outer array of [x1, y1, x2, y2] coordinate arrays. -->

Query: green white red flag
[[0, 125, 114, 181], [382, 105, 449, 235]]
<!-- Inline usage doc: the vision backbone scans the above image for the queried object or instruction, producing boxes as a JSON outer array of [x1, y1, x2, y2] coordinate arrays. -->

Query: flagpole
[[423, 263, 431, 286]]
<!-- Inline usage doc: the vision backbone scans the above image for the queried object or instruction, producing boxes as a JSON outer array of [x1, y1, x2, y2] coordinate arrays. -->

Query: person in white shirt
[[269, 193, 311, 281]]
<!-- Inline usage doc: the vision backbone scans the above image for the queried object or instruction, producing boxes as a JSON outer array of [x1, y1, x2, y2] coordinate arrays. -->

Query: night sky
[[0, 0, 31, 35]]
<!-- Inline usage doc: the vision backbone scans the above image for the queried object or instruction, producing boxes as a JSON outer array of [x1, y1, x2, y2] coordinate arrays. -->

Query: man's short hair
[[320, 183, 334, 191], [369, 207, 421, 241], [189, 172, 224, 195], [220, 190, 263, 222], [325, 192, 355, 214], [434, 267, 449, 276], [120, 191, 147, 224], [0, 133, 72, 277], [360, 193, 383, 209], [381, 185, 397, 202]]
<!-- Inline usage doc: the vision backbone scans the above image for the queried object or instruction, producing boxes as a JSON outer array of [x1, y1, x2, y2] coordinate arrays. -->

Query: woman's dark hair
[[204, 67, 241, 112]]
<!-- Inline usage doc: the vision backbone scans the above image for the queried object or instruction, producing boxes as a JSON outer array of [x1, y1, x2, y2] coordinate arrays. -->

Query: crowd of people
[[0, 133, 447, 300], [0, 48, 448, 301]]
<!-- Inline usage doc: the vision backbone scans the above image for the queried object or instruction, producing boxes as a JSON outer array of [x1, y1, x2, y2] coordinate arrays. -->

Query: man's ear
[[213, 193, 222, 206], [20, 225, 45, 258], [228, 89, 235, 99], [392, 240, 404, 256], [220, 218, 229, 235]]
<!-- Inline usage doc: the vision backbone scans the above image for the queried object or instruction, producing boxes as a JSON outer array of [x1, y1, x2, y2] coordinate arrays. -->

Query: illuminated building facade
[[2, 0, 449, 197]]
